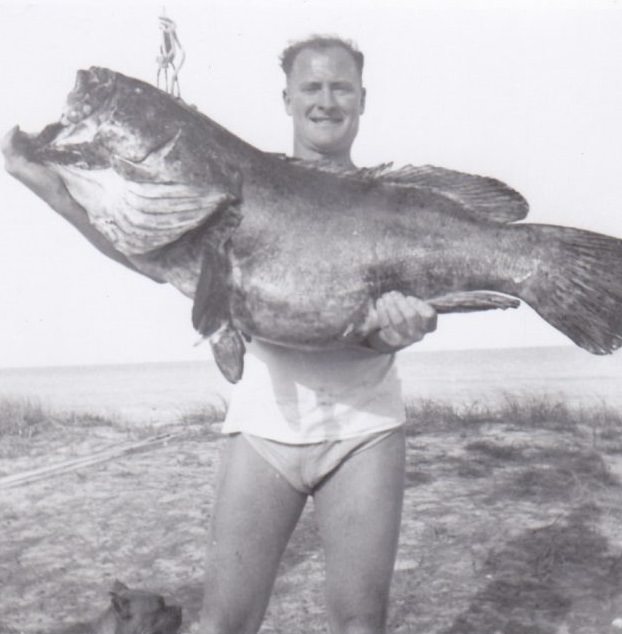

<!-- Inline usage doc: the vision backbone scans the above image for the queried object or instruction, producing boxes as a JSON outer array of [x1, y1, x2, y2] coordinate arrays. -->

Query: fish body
[[20, 67, 622, 381]]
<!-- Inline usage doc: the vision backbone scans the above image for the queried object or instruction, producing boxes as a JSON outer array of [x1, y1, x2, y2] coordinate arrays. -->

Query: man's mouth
[[309, 117, 342, 124]]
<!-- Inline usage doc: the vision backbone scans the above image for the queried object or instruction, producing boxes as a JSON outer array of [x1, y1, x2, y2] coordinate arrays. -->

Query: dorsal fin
[[370, 164, 529, 223], [270, 155, 529, 223]]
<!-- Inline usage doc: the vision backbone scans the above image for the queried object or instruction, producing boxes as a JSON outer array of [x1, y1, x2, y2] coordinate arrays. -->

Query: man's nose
[[317, 86, 337, 109]]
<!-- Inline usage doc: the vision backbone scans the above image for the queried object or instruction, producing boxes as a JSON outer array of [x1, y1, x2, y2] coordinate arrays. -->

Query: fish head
[[44, 67, 177, 165], [30, 67, 243, 259]]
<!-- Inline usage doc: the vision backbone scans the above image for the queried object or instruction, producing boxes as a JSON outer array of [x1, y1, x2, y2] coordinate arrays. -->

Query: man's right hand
[[2, 125, 63, 193], [2, 125, 26, 167], [3, 125, 32, 170], [364, 291, 437, 352], [0, 125, 26, 174]]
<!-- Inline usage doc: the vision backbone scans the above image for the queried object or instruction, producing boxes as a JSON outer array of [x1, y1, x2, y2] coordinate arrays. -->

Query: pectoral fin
[[191, 242, 244, 383], [192, 241, 231, 336], [191, 203, 242, 335], [190, 220, 247, 382]]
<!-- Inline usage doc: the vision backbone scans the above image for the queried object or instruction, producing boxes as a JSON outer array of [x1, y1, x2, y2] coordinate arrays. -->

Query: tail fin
[[520, 224, 622, 354]]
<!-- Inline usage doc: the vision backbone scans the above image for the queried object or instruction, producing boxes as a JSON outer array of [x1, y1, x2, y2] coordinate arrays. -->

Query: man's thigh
[[201, 434, 307, 633], [312, 428, 406, 630]]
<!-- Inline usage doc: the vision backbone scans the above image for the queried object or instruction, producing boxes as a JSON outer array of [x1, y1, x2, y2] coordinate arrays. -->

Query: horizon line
[[0, 343, 577, 373]]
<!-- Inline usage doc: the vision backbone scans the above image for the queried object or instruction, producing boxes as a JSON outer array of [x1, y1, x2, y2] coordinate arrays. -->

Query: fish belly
[[225, 212, 514, 347]]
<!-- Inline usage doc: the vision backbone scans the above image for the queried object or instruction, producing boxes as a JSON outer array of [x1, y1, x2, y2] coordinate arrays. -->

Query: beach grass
[[0, 397, 124, 461], [178, 400, 227, 426], [0, 396, 226, 437], [2, 393, 622, 449], [0, 396, 227, 461], [404, 394, 622, 450], [2, 391, 621, 472], [0, 397, 118, 437]]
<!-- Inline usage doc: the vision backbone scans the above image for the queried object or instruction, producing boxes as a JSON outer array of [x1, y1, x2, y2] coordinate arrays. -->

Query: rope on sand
[[0, 431, 188, 489]]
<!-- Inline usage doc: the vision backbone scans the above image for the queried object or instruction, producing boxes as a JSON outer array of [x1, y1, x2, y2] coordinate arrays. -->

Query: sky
[[1, 0, 622, 369]]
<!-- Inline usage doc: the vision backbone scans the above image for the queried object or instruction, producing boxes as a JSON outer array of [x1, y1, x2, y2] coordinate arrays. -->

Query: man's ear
[[283, 88, 293, 116], [360, 87, 367, 115]]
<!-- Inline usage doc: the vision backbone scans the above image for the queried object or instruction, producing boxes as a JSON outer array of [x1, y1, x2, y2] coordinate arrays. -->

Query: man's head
[[280, 36, 366, 165]]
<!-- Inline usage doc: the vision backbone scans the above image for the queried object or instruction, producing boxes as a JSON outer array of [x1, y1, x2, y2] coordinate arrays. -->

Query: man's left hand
[[365, 291, 437, 352]]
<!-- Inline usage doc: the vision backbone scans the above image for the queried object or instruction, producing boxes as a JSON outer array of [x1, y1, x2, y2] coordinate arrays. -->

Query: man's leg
[[313, 429, 406, 634], [200, 434, 307, 634]]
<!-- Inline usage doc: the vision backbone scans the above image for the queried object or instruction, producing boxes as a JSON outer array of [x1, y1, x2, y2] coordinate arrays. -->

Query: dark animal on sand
[[10, 67, 622, 381], [54, 580, 182, 634]]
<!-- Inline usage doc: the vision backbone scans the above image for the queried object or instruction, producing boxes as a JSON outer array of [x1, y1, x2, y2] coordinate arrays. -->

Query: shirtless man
[[199, 36, 436, 634]]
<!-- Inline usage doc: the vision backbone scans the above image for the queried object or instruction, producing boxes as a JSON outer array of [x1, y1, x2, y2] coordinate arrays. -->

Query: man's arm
[[364, 291, 437, 353], [2, 126, 152, 277]]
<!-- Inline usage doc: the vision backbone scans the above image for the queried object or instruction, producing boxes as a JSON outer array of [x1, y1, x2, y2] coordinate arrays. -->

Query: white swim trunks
[[241, 426, 405, 494]]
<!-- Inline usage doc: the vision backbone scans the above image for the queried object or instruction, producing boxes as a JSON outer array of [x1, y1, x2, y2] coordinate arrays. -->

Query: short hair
[[279, 35, 364, 78]]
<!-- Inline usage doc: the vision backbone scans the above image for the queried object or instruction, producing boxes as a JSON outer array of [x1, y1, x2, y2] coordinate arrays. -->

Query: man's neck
[[293, 144, 355, 169]]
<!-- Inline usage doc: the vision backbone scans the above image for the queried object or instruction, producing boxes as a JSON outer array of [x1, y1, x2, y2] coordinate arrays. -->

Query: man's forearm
[[8, 157, 143, 275]]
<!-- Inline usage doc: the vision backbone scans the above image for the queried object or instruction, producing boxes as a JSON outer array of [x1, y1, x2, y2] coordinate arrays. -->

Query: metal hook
[[156, 9, 185, 98]]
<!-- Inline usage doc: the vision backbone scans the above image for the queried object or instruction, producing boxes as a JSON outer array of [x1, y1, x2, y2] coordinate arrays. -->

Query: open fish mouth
[[52, 116, 101, 147]]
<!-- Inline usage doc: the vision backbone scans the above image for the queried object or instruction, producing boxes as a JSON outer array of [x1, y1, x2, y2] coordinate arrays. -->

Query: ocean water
[[0, 360, 230, 423], [396, 345, 622, 409], [0, 346, 621, 423]]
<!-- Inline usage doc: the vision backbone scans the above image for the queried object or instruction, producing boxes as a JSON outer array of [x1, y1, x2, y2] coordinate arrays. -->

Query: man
[[2, 35, 436, 634], [199, 37, 436, 634]]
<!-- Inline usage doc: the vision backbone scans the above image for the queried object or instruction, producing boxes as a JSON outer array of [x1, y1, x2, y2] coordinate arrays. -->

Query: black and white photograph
[[1, 1, 622, 632]]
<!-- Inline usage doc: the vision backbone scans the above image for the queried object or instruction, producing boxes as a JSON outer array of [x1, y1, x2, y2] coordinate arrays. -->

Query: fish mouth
[[51, 115, 101, 147]]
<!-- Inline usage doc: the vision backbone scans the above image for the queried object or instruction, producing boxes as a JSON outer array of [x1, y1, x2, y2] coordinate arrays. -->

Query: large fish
[[12, 67, 622, 381]]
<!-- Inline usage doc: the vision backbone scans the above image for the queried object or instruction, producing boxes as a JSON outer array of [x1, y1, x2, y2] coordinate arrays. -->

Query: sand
[[1, 405, 622, 634]]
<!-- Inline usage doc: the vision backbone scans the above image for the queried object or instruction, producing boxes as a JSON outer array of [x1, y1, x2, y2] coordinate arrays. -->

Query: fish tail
[[518, 224, 622, 354]]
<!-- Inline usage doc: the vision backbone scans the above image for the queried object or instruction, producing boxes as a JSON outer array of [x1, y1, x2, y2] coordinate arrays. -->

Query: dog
[[57, 580, 182, 634]]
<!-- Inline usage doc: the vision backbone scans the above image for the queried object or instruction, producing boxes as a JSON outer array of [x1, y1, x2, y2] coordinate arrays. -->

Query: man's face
[[283, 46, 366, 159]]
